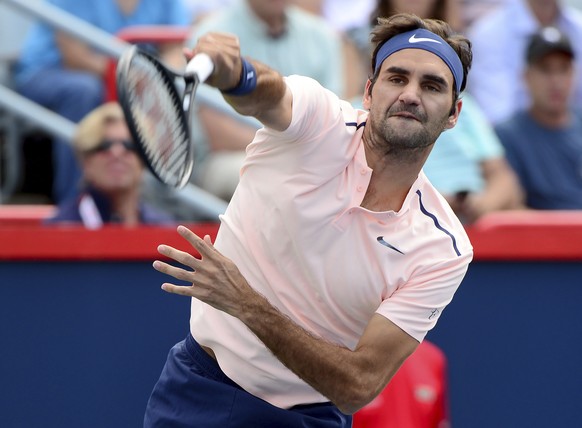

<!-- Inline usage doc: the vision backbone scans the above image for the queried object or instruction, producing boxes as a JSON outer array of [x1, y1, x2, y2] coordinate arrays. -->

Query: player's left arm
[[154, 226, 418, 415]]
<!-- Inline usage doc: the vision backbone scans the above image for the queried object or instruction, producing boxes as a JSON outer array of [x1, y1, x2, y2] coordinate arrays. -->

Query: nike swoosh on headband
[[409, 34, 441, 44], [374, 29, 463, 93]]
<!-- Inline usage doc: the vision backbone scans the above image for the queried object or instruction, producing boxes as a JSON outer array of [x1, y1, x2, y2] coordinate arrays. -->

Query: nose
[[397, 82, 421, 106], [106, 140, 134, 156], [108, 142, 127, 157]]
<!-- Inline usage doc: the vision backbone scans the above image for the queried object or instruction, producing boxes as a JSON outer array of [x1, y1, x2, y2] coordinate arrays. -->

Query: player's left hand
[[153, 225, 256, 317]]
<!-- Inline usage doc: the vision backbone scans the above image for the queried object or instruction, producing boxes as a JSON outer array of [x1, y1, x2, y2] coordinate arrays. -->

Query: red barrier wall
[[1, 207, 581, 261]]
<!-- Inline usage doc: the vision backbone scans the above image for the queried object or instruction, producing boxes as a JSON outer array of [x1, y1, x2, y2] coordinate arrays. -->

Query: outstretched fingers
[[153, 259, 193, 283], [177, 225, 216, 259], [157, 243, 199, 269]]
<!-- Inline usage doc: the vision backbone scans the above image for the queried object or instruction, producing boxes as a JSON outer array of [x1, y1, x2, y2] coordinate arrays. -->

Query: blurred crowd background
[[0, 0, 581, 228]]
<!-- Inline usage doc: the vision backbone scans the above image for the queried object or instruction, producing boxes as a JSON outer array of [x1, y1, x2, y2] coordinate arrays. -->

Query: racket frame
[[116, 45, 194, 188]]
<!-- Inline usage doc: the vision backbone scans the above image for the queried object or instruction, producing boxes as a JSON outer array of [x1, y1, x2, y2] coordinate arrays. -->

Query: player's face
[[363, 49, 459, 155], [525, 52, 574, 116], [82, 119, 143, 193]]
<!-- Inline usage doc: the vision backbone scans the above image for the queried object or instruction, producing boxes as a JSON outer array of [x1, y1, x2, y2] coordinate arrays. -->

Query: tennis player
[[145, 13, 473, 428]]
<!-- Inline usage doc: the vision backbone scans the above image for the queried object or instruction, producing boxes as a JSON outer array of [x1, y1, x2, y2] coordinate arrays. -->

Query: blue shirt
[[495, 110, 582, 209], [15, 0, 190, 86]]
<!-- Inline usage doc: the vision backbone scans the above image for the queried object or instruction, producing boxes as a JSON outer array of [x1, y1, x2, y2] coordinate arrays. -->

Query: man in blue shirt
[[495, 27, 582, 209], [14, 0, 190, 204]]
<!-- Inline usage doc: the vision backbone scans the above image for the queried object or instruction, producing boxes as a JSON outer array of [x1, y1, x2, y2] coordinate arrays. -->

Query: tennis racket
[[116, 45, 214, 188]]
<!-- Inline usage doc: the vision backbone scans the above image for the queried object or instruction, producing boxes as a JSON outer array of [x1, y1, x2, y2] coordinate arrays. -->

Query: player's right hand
[[185, 32, 243, 92]]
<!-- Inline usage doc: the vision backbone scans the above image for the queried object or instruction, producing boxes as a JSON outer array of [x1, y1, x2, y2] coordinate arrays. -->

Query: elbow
[[334, 395, 373, 416], [335, 402, 364, 416], [332, 378, 381, 415]]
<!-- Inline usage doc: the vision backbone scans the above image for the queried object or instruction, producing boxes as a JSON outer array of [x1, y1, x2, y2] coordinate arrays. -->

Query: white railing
[[0, 0, 228, 218]]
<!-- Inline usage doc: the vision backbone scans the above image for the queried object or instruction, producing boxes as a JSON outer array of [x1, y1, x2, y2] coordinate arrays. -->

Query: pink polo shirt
[[190, 75, 472, 409]]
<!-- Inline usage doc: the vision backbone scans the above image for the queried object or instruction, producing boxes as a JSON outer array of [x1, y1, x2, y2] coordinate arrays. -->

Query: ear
[[444, 98, 463, 130], [362, 79, 372, 110]]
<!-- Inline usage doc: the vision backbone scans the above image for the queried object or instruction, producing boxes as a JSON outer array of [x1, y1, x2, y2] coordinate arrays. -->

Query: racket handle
[[185, 53, 214, 83]]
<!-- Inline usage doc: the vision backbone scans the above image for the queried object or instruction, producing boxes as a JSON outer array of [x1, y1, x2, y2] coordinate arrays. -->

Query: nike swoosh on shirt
[[377, 236, 405, 255], [409, 34, 441, 44]]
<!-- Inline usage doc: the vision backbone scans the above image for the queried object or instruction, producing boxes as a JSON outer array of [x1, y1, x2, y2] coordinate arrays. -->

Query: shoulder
[[284, 75, 357, 136], [285, 75, 341, 113], [45, 199, 81, 224]]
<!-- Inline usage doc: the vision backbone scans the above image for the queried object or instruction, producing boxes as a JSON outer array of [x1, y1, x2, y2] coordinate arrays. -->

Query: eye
[[424, 84, 442, 92], [388, 76, 405, 85]]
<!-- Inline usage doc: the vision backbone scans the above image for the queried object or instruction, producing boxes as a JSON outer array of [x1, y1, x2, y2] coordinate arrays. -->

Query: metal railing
[[0, 0, 228, 219]]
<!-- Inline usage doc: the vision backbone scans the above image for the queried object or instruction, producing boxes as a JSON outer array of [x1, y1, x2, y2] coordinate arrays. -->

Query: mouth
[[390, 112, 420, 122]]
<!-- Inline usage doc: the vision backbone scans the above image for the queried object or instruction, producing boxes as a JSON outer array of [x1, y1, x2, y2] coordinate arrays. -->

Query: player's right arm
[[185, 32, 293, 132]]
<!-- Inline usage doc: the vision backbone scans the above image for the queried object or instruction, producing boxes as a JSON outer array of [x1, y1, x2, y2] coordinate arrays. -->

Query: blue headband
[[374, 28, 463, 94]]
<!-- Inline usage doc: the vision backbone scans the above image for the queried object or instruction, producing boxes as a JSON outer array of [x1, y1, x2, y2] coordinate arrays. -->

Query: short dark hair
[[368, 13, 472, 102]]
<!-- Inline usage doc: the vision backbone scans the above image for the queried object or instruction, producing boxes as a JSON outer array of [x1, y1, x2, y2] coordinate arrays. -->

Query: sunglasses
[[86, 139, 137, 155]]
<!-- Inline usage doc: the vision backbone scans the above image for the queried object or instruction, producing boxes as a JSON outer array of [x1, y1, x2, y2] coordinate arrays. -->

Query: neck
[[264, 17, 286, 37], [251, 8, 286, 37], [529, 105, 571, 128], [527, 0, 559, 26], [360, 131, 428, 212]]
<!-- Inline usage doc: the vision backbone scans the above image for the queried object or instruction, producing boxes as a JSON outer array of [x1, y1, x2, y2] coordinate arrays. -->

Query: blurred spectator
[[467, 0, 582, 125], [495, 27, 582, 210], [185, 0, 346, 201], [424, 94, 524, 224], [369, 0, 462, 31], [182, 0, 234, 25], [290, 0, 376, 33], [353, 341, 450, 428], [46, 102, 175, 228], [13, 0, 190, 204], [460, 0, 508, 29]]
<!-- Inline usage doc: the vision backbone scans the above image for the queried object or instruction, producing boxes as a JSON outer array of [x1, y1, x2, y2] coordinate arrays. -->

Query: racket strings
[[125, 56, 190, 185]]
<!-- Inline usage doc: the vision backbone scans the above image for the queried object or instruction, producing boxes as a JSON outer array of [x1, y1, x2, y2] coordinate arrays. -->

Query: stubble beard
[[370, 107, 450, 162]]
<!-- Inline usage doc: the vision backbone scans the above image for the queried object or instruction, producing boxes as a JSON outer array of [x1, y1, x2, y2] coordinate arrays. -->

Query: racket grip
[[185, 53, 214, 83]]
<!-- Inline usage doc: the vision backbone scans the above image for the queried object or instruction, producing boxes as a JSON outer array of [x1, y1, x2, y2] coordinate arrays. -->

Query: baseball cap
[[526, 27, 575, 64]]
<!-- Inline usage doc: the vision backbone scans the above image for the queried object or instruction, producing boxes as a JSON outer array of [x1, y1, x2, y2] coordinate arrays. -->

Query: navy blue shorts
[[144, 334, 352, 428]]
